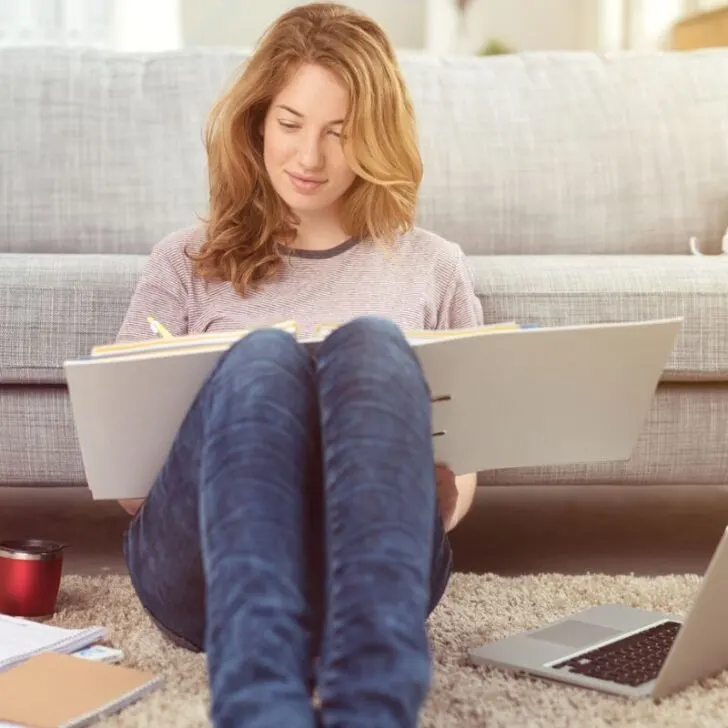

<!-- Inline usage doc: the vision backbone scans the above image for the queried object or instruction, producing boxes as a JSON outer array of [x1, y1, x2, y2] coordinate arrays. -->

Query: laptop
[[469, 526, 728, 700]]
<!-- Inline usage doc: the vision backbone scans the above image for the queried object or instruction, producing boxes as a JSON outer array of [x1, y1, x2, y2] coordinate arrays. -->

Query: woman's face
[[263, 63, 357, 218]]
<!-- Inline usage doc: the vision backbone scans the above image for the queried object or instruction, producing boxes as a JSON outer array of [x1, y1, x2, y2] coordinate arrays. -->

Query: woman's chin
[[285, 196, 338, 218]]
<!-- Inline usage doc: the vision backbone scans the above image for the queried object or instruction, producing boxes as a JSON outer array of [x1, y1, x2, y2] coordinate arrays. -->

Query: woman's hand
[[118, 499, 144, 517], [435, 464, 459, 532]]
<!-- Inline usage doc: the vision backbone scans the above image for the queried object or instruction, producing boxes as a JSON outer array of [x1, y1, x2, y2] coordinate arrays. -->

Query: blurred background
[[0, 0, 726, 56]]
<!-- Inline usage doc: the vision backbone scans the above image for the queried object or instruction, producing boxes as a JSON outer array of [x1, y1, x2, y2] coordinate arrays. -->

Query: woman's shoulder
[[394, 226, 468, 270], [150, 224, 206, 261], [144, 224, 207, 283]]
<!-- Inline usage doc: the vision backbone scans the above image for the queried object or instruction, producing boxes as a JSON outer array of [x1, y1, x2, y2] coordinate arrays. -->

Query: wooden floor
[[1, 483, 727, 578]]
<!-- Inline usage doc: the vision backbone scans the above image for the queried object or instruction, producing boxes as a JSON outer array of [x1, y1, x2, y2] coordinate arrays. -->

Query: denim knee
[[316, 316, 430, 402], [210, 328, 310, 387], [319, 316, 411, 360], [336, 315, 406, 342]]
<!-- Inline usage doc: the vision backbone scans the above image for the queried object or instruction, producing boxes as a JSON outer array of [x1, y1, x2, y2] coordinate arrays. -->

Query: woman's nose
[[297, 133, 324, 170]]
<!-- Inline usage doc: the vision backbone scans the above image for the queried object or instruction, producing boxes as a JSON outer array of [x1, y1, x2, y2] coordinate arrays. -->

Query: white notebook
[[0, 614, 106, 672], [63, 317, 682, 499]]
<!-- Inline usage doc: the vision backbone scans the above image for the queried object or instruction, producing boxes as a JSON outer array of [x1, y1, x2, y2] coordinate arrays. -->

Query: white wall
[[594, 0, 721, 52], [452, 0, 597, 53], [179, 0, 709, 55], [628, 0, 685, 50], [453, 0, 723, 54], [181, 0, 604, 53], [181, 0, 426, 51], [0, 0, 715, 54], [113, 0, 181, 51]]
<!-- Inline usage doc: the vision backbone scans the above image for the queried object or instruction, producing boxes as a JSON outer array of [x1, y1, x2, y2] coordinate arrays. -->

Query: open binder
[[63, 317, 682, 499]]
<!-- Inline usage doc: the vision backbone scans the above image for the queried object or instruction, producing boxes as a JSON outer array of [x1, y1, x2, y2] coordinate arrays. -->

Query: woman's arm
[[452, 472, 477, 529], [119, 499, 144, 516], [115, 233, 191, 344], [435, 466, 477, 532], [435, 246, 484, 330], [433, 244, 481, 531], [115, 233, 191, 515]]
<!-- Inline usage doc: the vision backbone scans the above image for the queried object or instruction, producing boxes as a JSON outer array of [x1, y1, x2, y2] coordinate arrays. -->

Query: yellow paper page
[[313, 321, 521, 341], [90, 319, 298, 357]]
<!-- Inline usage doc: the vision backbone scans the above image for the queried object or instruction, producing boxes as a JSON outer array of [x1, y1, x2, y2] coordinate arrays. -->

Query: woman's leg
[[123, 329, 322, 728], [314, 316, 448, 728]]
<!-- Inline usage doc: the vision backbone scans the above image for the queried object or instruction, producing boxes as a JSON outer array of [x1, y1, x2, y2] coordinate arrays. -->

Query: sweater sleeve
[[115, 234, 190, 344], [436, 247, 484, 330]]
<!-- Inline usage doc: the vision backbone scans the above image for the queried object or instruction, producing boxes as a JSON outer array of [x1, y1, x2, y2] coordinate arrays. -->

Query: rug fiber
[[47, 572, 727, 727]]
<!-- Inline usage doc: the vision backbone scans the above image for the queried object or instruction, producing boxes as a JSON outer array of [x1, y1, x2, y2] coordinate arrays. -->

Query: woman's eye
[[329, 130, 342, 138], [278, 121, 299, 131]]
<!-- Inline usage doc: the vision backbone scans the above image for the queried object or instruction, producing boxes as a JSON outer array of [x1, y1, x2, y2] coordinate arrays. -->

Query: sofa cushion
[[2, 252, 727, 385], [2, 48, 728, 256], [472, 254, 728, 382], [0, 253, 145, 384]]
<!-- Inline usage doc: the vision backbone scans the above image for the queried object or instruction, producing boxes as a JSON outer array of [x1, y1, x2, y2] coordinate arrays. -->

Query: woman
[[118, 3, 483, 726]]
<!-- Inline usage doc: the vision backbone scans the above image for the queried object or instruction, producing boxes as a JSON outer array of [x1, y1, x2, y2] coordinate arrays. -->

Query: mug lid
[[0, 539, 65, 560]]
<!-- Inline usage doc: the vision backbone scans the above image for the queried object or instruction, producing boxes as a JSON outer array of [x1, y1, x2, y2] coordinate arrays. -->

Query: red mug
[[0, 539, 66, 618]]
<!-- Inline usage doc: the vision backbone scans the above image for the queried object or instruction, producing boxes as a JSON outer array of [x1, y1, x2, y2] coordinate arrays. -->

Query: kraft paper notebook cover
[[63, 318, 682, 500], [0, 652, 162, 728]]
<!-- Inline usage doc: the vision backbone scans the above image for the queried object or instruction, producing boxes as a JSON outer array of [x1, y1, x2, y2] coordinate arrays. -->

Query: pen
[[146, 316, 174, 339]]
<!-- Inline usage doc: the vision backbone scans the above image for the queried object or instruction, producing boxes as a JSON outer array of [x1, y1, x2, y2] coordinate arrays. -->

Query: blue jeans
[[123, 316, 452, 728]]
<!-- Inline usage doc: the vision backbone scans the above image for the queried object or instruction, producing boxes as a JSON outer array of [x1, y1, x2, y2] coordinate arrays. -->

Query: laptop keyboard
[[551, 620, 681, 687]]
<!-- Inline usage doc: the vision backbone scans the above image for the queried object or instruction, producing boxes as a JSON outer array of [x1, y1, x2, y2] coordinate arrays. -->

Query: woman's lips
[[287, 172, 325, 194]]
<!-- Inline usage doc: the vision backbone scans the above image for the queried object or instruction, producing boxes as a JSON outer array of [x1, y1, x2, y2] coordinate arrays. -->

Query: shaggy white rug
[[43, 571, 728, 727]]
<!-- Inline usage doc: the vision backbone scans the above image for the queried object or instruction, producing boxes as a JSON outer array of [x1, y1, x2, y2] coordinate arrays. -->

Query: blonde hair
[[187, 2, 423, 296]]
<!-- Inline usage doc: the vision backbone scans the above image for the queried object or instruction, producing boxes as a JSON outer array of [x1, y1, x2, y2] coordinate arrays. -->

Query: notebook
[[63, 317, 682, 499], [0, 614, 106, 672], [0, 652, 161, 728]]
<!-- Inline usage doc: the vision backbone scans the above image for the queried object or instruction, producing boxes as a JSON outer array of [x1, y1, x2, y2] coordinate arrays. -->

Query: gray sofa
[[1, 47, 728, 489]]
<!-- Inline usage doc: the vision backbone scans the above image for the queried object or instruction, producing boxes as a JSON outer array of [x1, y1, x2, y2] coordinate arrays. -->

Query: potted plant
[[478, 38, 515, 55]]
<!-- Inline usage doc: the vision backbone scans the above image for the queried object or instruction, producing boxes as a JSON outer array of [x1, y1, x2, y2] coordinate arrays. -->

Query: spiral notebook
[[0, 652, 161, 728], [63, 317, 682, 499], [0, 614, 106, 672]]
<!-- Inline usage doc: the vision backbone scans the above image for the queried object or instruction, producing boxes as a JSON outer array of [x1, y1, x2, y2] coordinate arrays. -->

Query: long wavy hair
[[187, 2, 424, 296]]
